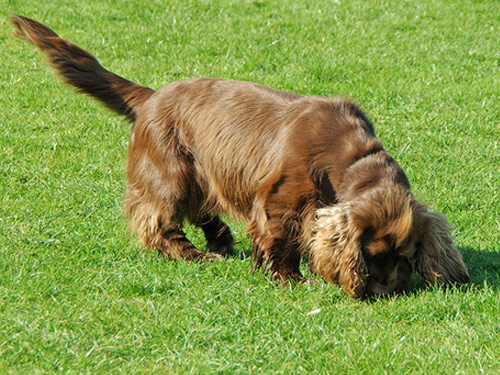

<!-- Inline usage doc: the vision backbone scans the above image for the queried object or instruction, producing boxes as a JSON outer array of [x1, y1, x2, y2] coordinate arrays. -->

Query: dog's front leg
[[249, 214, 303, 283]]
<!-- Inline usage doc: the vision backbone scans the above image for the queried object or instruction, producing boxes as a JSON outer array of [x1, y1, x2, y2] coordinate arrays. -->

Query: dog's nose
[[368, 281, 392, 295]]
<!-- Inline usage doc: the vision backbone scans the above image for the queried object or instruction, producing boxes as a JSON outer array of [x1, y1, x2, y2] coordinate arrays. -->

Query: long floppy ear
[[414, 208, 469, 285], [309, 205, 368, 298]]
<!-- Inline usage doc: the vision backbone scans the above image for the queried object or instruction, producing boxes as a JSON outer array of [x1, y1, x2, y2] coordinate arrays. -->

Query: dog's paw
[[203, 252, 224, 263], [206, 238, 234, 257]]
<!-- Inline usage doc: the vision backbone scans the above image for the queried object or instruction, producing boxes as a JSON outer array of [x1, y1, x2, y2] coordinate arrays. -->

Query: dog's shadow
[[460, 246, 500, 288], [393, 246, 500, 300]]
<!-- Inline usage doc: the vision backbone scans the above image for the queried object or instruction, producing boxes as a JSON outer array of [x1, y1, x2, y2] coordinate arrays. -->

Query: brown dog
[[11, 15, 469, 298]]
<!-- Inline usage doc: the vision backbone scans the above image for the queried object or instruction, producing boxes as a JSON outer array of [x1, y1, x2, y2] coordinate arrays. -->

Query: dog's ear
[[413, 208, 469, 286], [310, 205, 368, 298]]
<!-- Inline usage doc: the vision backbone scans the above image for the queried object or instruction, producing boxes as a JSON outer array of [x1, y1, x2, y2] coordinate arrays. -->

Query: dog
[[11, 15, 469, 298]]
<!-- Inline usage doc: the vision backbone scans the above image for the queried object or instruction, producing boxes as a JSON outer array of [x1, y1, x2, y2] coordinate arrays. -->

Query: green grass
[[1, 0, 499, 373]]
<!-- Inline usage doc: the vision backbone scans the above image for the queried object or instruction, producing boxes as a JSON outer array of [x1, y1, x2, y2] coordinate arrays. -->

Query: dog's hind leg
[[195, 215, 234, 256], [126, 192, 219, 261], [125, 126, 220, 262]]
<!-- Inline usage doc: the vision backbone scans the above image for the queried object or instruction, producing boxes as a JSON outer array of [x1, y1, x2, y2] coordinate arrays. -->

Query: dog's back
[[133, 78, 306, 215]]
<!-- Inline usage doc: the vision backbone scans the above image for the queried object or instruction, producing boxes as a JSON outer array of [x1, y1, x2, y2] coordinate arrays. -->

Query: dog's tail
[[10, 15, 155, 122]]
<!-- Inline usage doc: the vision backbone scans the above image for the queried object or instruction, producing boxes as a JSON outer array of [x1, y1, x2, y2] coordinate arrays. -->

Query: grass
[[1, 0, 499, 373]]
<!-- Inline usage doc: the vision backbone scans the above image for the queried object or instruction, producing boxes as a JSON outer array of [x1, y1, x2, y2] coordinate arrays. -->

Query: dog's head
[[310, 187, 469, 298]]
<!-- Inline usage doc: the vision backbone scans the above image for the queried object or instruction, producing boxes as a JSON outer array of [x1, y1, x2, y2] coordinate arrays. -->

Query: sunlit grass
[[1, 0, 499, 373]]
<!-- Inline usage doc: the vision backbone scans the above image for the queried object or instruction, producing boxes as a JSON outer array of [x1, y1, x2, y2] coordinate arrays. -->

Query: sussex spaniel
[[11, 15, 469, 298]]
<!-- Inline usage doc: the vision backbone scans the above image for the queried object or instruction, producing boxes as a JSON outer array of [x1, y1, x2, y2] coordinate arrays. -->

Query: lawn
[[1, 0, 499, 373]]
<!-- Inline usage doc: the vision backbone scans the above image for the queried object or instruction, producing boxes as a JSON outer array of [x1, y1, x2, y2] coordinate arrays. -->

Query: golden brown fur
[[11, 15, 470, 298]]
